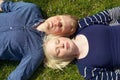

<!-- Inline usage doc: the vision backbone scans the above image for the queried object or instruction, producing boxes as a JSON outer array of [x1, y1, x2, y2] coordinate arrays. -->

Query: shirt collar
[[32, 19, 45, 28]]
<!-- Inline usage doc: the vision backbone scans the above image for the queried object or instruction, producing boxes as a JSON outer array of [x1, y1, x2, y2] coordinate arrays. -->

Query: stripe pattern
[[81, 67, 120, 80], [77, 6, 120, 80], [78, 7, 120, 30]]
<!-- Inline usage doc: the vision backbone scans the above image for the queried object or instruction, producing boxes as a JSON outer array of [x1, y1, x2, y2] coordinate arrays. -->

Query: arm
[[78, 6, 120, 29], [78, 10, 111, 29], [78, 66, 120, 80], [7, 53, 44, 80], [0, 1, 43, 28], [1, 1, 39, 13]]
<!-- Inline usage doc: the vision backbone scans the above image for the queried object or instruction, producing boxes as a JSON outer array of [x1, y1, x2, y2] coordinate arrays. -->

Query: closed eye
[[55, 39, 60, 44]]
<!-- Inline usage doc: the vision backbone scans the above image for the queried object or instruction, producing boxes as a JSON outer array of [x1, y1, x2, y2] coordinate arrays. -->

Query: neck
[[72, 34, 89, 59], [36, 22, 46, 32]]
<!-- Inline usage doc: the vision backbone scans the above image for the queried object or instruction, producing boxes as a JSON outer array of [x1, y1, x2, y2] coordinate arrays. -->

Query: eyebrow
[[54, 39, 57, 54], [54, 39, 60, 56]]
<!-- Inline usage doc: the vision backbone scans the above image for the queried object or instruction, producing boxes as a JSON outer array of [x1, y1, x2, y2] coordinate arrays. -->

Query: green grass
[[1, 0, 120, 80]]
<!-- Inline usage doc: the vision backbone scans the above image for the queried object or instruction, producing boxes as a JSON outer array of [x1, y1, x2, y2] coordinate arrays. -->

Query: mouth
[[66, 42, 70, 50]]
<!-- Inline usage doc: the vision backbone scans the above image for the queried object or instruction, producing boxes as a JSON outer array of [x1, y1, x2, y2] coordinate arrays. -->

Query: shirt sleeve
[[7, 52, 44, 80], [1, 1, 37, 12], [0, 1, 43, 27], [78, 6, 120, 30], [78, 66, 120, 80], [78, 10, 111, 29]]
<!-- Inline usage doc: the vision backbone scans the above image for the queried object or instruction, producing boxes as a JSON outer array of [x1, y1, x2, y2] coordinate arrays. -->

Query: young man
[[0, 0, 120, 80]]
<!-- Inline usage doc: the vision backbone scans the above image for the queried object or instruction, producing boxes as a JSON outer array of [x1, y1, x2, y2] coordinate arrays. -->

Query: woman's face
[[45, 36, 78, 59], [44, 15, 76, 36]]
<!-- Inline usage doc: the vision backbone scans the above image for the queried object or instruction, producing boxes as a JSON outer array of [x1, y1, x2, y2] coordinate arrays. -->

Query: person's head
[[43, 35, 78, 70], [41, 15, 78, 36]]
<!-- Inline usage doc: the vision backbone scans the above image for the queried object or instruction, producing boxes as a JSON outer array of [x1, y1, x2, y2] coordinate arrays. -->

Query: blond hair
[[43, 35, 74, 70], [62, 15, 78, 36]]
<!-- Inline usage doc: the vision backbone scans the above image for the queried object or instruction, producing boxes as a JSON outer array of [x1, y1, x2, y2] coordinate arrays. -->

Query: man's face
[[44, 15, 76, 36]]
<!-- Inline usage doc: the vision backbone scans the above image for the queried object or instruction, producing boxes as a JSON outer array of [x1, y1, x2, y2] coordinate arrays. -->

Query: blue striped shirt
[[76, 6, 120, 80]]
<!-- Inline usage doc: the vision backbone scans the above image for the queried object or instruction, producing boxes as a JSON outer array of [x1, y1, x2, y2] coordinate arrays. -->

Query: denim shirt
[[0, 1, 45, 80]]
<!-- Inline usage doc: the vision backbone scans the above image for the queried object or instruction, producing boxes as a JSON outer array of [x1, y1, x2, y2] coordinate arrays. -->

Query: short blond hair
[[43, 35, 74, 70], [61, 15, 78, 36]]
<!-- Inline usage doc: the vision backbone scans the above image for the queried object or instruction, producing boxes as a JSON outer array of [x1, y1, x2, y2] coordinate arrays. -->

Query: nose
[[54, 21, 62, 27]]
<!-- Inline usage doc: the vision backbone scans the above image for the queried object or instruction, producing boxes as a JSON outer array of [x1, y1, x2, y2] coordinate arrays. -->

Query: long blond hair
[[43, 35, 74, 70]]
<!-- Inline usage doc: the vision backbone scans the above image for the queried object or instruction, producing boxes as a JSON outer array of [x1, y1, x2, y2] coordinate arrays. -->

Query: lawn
[[0, 0, 120, 80]]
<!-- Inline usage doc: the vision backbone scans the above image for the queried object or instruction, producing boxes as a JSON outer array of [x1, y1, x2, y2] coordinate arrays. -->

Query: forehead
[[46, 37, 60, 48], [60, 15, 71, 20], [52, 15, 70, 20], [46, 37, 57, 55], [52, 15, 61, 19], [48, 37, 57, 43]]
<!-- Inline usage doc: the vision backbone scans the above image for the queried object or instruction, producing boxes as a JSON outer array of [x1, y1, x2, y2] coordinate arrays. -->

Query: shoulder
[[14, 1, 39, 12]]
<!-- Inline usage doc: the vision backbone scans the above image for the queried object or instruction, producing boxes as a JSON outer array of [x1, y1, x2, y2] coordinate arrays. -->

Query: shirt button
[[10, 27, 13, 30], [34, 23, 37, 26], [24, 26, 26, 28]]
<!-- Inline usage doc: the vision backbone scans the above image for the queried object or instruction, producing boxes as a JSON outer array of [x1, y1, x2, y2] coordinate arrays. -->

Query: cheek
[[60, 50, 69, 57], [64, 24, 72, 31], [46, 28, 58, 34], [45, 29, 51, 34], [57, 50, 64, 57], [53, 28, 63, 34]]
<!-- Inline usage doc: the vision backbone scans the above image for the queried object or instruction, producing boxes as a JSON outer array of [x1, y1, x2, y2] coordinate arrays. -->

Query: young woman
[[0, 0, 119, 80], [43, 6, 120, 80], [43, 24, 120, 80]]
